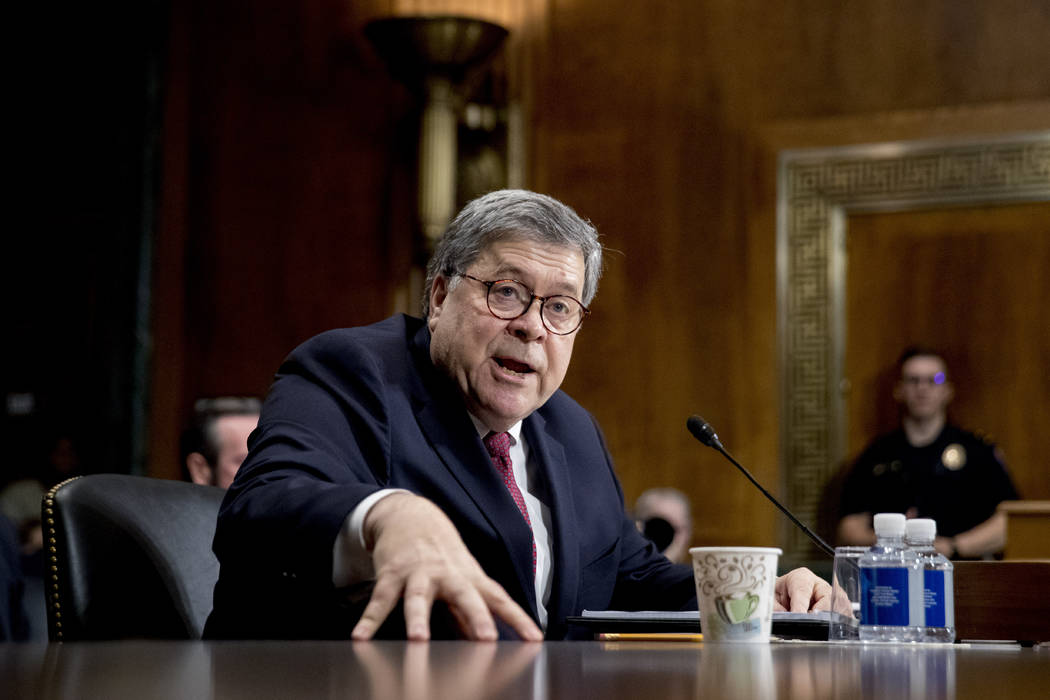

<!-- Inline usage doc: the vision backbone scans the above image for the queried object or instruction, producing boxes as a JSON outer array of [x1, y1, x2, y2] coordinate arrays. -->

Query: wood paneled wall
[[528, 1, 1050, 554], [150, 0, 1050, 558], [845, 203, 1050, 501]]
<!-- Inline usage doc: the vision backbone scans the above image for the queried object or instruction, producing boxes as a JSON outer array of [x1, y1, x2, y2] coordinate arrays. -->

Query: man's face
[[895, 355, 953, 421], [211, 414, 258, 488], [428, 238, 585, 432]]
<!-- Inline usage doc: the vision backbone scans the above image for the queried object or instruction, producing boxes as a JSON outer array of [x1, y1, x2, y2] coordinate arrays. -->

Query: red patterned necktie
[[483, 431, 537, 577]]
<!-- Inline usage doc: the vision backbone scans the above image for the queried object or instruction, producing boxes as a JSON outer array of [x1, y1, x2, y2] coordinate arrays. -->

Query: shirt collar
[[468, 413, 523, 444]]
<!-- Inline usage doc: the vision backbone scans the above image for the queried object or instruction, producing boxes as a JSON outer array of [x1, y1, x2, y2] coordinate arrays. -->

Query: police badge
[[942, 443, 966, 470]]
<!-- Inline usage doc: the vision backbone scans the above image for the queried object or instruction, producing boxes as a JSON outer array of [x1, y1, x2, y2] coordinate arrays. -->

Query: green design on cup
[[716, 592, 759, 625]]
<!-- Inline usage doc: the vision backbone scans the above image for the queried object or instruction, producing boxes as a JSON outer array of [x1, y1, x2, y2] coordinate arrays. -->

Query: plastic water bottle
[[905, 518, 955, 643], [859, 512, 923, 642]]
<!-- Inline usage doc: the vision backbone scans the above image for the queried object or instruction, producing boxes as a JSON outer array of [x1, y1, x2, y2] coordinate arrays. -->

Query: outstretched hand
[[350, 493, 543, 642]]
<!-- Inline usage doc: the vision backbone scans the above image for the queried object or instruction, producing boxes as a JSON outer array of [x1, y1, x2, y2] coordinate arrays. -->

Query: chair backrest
[[43, 474, 225, 641]]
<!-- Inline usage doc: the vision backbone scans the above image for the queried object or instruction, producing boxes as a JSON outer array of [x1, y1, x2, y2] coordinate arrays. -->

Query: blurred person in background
[[0, 429, 84, 640], [180, 397, 261, 489], [1, 513, 30, 641], [634, 487, 693, 563], [837, 346, 1019, 559]]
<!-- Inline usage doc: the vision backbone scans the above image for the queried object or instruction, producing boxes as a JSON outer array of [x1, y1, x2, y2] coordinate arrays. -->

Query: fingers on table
[[478, 579, 543, 641], [806, 583, 834, 613], [431, 574, 499, 641], [783, 570, 829, 613], [351, 567, 540, 642], [351, 571, 410, 640]]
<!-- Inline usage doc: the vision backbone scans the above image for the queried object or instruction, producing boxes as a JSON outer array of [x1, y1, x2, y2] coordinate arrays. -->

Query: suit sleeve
[[207, 332, 394, 637], [587, 415, 696, 611], [610, 514, 696, 611]]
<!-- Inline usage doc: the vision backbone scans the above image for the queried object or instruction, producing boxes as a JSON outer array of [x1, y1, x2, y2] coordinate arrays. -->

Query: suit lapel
[[523, 411, 580, 639], [409, 326, 539, 617]]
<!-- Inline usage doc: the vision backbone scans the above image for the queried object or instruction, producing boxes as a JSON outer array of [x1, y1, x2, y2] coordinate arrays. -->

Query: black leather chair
[[42, 474, 225, 640]]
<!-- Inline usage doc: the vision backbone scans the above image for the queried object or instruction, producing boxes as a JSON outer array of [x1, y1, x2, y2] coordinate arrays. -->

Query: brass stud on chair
[[44, 475, 83, 644]]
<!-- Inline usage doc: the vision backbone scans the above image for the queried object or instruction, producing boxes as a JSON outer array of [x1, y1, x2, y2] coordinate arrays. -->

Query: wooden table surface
[[4, 639, 1049, 699]]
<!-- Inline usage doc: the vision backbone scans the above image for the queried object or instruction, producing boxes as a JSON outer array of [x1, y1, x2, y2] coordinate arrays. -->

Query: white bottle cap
[[873, 512, 907, 537], [906, 518, 937, 542]]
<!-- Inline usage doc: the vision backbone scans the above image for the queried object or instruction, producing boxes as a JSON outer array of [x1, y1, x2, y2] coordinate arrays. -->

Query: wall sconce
[[365, 16, 509, 255]]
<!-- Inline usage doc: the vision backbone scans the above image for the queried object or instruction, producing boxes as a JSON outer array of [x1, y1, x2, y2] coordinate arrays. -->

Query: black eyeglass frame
[[459, 274, 590, 335]]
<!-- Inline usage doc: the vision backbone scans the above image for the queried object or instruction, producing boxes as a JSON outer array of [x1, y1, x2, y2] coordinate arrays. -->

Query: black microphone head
[[686, 415, 722, 448]]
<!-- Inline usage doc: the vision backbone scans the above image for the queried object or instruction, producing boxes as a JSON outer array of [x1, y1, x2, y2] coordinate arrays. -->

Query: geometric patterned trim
[[776, 132, 1050, 560]]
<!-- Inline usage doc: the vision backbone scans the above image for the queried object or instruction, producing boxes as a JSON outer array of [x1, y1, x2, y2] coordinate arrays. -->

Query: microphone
[[686, 415, 836, 557]]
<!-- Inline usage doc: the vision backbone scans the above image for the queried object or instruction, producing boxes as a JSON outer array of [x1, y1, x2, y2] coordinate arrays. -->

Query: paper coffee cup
[[690, 546, 781, 643]]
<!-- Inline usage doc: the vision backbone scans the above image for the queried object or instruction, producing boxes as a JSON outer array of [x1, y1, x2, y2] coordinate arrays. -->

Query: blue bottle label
[[923, 570, 946, 627], [860, 567, 910, 626]]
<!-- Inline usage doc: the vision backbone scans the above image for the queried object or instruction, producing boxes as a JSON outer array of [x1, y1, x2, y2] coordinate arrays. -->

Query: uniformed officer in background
[[837, 346, 1019, 559]]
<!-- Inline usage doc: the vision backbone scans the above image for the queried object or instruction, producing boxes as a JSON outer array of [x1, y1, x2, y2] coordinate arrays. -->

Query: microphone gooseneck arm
[[686, 415, 836, 558]]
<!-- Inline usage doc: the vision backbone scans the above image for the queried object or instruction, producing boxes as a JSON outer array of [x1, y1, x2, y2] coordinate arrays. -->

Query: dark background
[[5, 2, 165, 481]]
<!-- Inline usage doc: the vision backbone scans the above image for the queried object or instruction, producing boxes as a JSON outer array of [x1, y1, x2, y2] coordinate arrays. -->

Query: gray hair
[[422, 189, 603, 316]]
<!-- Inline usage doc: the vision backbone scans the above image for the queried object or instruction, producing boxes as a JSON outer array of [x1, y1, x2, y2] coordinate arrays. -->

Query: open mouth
[[495, 357, 534, 375]]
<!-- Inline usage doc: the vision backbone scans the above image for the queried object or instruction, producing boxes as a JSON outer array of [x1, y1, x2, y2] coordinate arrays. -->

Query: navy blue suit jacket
[[205, 315, 694, 639]]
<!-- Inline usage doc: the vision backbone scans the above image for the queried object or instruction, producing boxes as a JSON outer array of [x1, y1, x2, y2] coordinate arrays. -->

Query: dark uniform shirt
[[840, 424, 1019, 540]]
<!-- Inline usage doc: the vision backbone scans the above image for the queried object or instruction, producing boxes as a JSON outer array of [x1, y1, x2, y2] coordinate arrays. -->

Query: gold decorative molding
[[776, 131, 1050, 559]]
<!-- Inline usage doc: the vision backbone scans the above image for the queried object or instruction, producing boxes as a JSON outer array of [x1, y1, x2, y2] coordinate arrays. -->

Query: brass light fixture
[[365, 16, 509, 253]]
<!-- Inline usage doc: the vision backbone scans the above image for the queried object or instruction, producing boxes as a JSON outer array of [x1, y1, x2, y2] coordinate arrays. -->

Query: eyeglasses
[[459, 274, 590, 335], [901, 372, 947, 387]]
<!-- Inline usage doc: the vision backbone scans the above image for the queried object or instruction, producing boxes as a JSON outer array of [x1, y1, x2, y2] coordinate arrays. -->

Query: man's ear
[[892, 382, 903, 403], [186, 452, 214, 486], [429, 275, 450, 320]]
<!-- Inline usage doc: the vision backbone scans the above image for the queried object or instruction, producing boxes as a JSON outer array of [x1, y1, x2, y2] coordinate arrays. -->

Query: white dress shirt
[[332, 415, 554, 629]]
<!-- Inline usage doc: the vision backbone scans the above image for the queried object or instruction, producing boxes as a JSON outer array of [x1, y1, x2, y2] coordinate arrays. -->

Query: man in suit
[[180, 397, 261, 489], [206, 189, 832, 641]]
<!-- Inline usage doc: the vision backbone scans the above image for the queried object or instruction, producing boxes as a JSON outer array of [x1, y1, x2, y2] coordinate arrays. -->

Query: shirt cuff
[[332, 488, 410, 588]]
